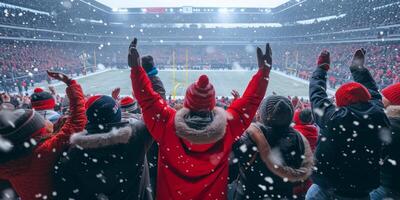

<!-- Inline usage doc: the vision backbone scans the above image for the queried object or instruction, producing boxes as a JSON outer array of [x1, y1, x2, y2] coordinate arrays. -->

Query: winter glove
[[128, 38, 141, 68], [317, 50, 330, 71], [257, 43, 272, 69], [47, 70, 73, 86], [350, 48, 366, 70]]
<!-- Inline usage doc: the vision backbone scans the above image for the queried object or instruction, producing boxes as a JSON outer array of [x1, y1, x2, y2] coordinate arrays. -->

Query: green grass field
[[49, 69, 310, 97]]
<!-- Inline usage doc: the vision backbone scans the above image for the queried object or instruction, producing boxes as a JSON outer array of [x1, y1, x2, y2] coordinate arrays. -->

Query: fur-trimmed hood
[[247, 123, 314, 182], [70, 126, 134, 149], [386, 105, 400, 118], [174, 107, 227, 144]]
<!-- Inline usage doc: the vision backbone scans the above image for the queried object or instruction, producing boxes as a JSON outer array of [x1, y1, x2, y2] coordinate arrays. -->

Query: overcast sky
[[96, 0, 289, 9]]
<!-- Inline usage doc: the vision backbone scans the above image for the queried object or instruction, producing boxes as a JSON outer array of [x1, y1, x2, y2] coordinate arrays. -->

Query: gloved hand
[[257, 43, 272, 69], [128, 38, 141, 68], [350, 48, 366, 70], [317, 50, 330, 71]]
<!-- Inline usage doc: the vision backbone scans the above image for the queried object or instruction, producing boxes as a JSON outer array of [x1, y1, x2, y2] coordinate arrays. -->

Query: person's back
[[370, 83, 400, 199], [233, 96, 313, 200], [0, 72, 86, 200], [129, 39, 271, 199], [293, 108, 318, 152], [54, 95, 153, 200], [313, 102, 387, 195], [54, 122, 152, 200], [307, 49, 391, 199], [292, 108, 318, 197]]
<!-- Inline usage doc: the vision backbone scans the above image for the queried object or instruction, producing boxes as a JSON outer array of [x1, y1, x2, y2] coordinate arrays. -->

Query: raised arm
[[309, 51, 337, 130], [44, 71, 87, 151], [227, 44, 271, 140], [349, 49, 382, 104], [128, 38, 174, 141]]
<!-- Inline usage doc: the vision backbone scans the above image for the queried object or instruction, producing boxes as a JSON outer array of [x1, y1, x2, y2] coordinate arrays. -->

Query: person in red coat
[[293, 108, 318, 152], [128, 38, 271, 200], [0, 71, 87, 200], [292, 108, 318, 197]]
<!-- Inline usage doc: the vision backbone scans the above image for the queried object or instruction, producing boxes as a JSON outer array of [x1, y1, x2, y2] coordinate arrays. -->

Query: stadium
[[0, 0, 399, 200]]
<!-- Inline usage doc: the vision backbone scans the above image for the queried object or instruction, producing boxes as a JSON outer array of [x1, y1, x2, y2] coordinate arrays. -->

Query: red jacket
[[0, 81, 86, 200], [293, 110, 318, 152], [131, 67, 268, 200]]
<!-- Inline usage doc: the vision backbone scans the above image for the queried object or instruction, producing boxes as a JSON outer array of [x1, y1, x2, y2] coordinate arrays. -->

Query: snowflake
[[239, 144, 247, 153], [264, 177, 274, 184], [388, 159, 397, 166]]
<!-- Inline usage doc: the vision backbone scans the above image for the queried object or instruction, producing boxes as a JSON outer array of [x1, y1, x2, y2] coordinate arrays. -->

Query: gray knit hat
[[259, 95, 294, 128], [0, 109, 46, 163], [0, 109, 46, 144]]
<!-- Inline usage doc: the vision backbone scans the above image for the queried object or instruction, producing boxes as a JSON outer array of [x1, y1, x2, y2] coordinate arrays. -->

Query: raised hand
[[317, 50, 330, 71], [351, 48, 366, 69], [231, 90, 240, 100], [112, 87, 121, 100], [257, 43, 272, 69], [128, 38, 141, 67], [48, 86, 57, 95], [47, 70, 72, 85]]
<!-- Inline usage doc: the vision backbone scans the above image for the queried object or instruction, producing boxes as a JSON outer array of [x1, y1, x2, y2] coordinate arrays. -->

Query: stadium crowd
[[0, 41, 95, 93], [1, 42, 399, 93], [0, 38, 399, 200]]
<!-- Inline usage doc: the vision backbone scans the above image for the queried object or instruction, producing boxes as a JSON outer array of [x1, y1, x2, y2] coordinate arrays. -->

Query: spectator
[[370, 83, 400, 200], [306, 49, 391, 199], [30, 87, 61, 123], [232, 95, 313, 199], [53, 95, 153, 200], [0, 71, 86, 200], [129, 38, 270, 199]]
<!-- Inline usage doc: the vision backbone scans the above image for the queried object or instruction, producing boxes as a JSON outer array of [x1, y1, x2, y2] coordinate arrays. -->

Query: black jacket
[[148, 75, 166, 196], [232, 123, 313, 200], [380, 106, 400, 191], [309, 67, 390, 197], [53, 120, 153, 200]]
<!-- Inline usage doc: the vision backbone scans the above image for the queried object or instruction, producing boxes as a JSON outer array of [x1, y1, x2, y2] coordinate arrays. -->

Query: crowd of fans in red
[[0, 39, 399, 200], [1, 42, 399, 93], [284, 43, 400, 89]]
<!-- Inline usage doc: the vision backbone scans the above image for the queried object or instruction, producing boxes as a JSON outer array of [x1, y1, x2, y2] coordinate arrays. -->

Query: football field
[[48, 69, 312, 98]]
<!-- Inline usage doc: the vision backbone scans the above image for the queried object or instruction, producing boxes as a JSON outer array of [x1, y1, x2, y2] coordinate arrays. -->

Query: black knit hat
[[259, 95, 294, 128], [85, 95, 122, 133], [299, 108, 314, 124], [141, 55, 155, 73]]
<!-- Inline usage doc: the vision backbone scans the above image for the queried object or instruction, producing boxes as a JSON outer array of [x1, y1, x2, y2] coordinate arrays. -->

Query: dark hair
[[299, 108, 314, 124]]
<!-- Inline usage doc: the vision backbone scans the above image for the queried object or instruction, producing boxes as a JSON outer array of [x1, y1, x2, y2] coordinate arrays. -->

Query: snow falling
[[0, 1, 399, 200]]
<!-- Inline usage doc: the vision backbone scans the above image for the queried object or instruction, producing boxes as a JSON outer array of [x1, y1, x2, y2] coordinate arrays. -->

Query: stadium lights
[[112, 8, 128, 12], [218, 8, 234, 13]]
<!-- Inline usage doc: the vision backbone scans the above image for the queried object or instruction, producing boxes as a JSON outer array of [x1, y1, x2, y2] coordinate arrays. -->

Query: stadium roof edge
[[271, 0, 308, 15], [94, 0, 289, 9]]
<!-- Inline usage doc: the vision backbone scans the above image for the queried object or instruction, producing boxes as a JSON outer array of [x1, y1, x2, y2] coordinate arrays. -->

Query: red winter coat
[[293, 109, 318, 152], [0, 81, 86, 200], [131, 67, 268, 200]]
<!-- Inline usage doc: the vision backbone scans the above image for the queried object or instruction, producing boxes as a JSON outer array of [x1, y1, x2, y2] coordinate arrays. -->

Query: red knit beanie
[[31, 88, 56, 110], [119, 96, 138, 112], [184, 75, 216, 112], [335, 82, 371, 107], [382, 83, 400, 105]]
